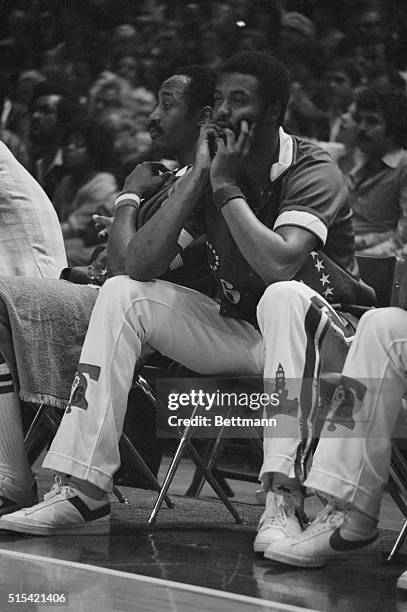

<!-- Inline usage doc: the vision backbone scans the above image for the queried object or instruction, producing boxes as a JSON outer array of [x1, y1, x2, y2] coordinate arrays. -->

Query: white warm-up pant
[[305, 307, 407, 520], [43, 276, 352, 491]]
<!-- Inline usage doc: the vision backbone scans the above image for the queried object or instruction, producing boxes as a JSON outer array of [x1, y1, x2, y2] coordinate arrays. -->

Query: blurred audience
[[348, 86, 407, 257], [29, 82, 77, 200], [0, 0, 407, 267], [53, 118, 117, 266]]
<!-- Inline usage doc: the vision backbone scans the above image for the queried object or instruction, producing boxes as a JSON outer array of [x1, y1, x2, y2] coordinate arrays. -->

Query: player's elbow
[[127, 260, 155, 282], [260, 258, 300, 286]]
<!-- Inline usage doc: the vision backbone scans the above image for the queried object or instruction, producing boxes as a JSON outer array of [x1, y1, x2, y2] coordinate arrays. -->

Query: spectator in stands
[[53, 118, 118, 266], [366, 64, 407, 91], [88, 71, 135, 120], [322, 59, 365, 142], [111, 52, 141, 89], [29, 82, 76, 201], [0, 76, 30, 168], [349, 85, 407, 257]]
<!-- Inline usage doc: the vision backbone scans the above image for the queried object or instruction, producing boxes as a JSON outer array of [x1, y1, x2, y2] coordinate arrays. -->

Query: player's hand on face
[[124, 161, 172, 200], [210, 120, 255, 191], [92, 214, 114, 240], [194, 121, 223, 173]]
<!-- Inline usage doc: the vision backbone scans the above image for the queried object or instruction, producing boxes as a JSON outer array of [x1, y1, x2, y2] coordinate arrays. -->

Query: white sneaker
[[0, 476, 110, 536], [0, 474, 38, 517], [253, 490, 303, 554], [264, 504, 380, 568]]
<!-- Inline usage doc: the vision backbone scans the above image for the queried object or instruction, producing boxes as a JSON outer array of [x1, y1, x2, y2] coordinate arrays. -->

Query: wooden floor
[[0, 549, 308, 612], [0, 458, 406, 612]]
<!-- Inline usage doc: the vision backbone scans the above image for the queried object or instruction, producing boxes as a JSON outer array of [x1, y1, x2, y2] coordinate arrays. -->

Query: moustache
[[149, 122, 163, 133]]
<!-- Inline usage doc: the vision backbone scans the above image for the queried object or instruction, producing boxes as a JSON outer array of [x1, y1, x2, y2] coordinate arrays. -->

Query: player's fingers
[[242, 123, 256, 156], [215, 135, 226, 152], [92, 214, 111, 227], [236, 120, 250, 152], [223, 128, 235, 150]]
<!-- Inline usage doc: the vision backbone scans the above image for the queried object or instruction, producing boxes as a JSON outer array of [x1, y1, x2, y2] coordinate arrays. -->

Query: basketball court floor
[[0, 459, 406, 612]]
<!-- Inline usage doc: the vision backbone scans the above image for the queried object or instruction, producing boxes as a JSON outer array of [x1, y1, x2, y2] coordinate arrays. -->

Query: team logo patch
[[326, 376, 367, 431], [65, 363, 101, 413], [219, 278, 241, 304], [268, 363, 299, 417]]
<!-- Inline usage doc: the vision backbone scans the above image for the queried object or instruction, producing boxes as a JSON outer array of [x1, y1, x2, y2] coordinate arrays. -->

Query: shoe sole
[[253, 541, 268, 554], [254, 530, 303, 555], [0, 516, 110, 536], [264, 544, 380, 568]]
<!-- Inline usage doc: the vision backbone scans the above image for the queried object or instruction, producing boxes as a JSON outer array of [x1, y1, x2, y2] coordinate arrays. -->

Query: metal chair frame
[[24, 401, 174, 508]]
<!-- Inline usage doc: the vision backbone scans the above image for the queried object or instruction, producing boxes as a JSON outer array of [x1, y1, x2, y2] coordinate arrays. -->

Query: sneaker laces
[[263, 492, 296, 527], [43, 475, 75, 502], [297, 503, 348, 539]]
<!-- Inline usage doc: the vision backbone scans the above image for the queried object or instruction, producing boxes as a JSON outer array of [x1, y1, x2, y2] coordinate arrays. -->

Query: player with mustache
[[0, 53, 375, 552]]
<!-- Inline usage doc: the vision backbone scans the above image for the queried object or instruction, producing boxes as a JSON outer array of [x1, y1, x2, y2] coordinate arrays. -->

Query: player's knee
[[359, 307, 407, 340], [99, 275, 153, 303], [257, 280, 307, 314]]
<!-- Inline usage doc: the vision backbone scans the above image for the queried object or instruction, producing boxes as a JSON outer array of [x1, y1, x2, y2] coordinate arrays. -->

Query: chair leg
[[24, 403, 46, 444], [387, 518, 407, 563], [192, 436, 228, 499], [120, 433, 174, 508], [148, 425, 191, 525], [387, 441, 407, 561], [185, 440, 243, 523], [24, 403, 50, 464], [148, 408, 243, 525], [113, 485, 129, 504], [185, 405, 235, 499], [24, 404, 144, 508]]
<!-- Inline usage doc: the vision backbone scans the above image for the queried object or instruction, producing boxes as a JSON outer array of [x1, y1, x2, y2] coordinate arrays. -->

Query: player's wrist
[[114, 192, 141, 213], [212, 184, 245, 212]]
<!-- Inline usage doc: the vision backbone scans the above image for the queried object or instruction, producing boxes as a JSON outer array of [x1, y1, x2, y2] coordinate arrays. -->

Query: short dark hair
[[62, 118, 115, 171], [324, 59, 364, 87], [29, 81, 78, 128], [174, 64, 217, 116], [355, 85, 407, 147], [218, 52, 290, 123]]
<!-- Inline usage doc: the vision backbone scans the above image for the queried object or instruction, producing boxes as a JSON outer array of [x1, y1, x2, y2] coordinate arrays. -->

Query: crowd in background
[[1, 0, 407, 264]]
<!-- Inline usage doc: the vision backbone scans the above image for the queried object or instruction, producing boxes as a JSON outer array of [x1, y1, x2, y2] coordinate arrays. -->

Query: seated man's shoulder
[[292, 135, 342, 167], [287, 135, 345, 191]]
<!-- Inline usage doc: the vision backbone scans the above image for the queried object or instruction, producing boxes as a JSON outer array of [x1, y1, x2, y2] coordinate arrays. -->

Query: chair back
[[356, 255, 400, 307]]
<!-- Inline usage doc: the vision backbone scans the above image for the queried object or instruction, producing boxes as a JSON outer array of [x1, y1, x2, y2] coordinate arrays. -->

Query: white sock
[[340, 508, 378, 540], [0, 363, 33, 487], [323, 492, 378, 540]]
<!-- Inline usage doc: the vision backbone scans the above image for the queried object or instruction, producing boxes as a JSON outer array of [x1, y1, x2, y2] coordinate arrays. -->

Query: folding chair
[[23, 401, 174, 508], [148, 255, 407, 538], [135, 371, 244, 525]]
